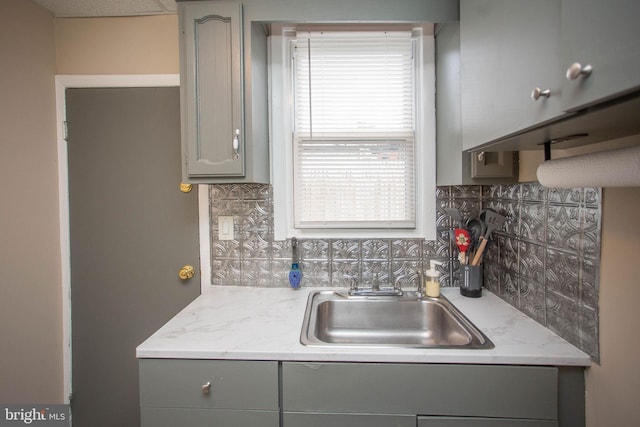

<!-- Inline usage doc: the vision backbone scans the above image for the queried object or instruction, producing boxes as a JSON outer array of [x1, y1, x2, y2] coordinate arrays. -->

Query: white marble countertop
[[136, 286, 591, 366]]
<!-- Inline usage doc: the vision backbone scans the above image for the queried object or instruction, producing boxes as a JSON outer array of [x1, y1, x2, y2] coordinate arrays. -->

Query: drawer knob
[[201, 381, 212, 395], [566, 62, 592, 80], [531, 87, 551, 100]]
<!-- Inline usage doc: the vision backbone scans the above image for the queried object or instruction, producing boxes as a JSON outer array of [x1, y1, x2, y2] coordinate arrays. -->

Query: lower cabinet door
[[284, 412, 415, 427], [418, 416, 558, 427], [141, 408, 279, 427]]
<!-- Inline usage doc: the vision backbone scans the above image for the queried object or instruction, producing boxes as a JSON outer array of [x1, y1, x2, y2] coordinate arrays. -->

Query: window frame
[[269, 25, 436, 240]]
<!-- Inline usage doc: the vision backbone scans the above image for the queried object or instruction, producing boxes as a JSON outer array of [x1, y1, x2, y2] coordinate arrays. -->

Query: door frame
[[55, 75, 211, 404]]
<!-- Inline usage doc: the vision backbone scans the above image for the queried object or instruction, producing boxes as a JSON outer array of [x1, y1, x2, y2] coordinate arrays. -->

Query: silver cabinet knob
[[201, 381, 212, 395], [531, 87, 551, 100], [566, 62, 592, 80]]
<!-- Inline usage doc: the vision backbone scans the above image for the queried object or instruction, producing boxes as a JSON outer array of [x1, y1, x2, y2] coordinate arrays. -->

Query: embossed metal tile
[[519, 275, 545, 324], [546, 204, 582, 253], [206, 183, 601, 360], [545, 290, 581, 348], [391, 239, 422, 259], [519, 202, 546, 244], [518, 241, 545, 285], [475, 183, 601, 361], [301, 239, 330, 261], [362, 239, 391, 260]]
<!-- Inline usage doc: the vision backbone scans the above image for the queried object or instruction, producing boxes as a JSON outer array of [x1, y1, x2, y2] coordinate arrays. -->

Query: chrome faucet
[[347, 274, 404, 297]]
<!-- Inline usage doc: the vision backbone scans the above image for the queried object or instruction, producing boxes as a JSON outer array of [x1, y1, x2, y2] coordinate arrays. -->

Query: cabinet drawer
[[282, 362, 557, 420], [284, 412, 415, 427], [140, 359, 278, 410], [418, 417, 558, 427], [418, 416, 557, 427], [141, 408, 279, 427]]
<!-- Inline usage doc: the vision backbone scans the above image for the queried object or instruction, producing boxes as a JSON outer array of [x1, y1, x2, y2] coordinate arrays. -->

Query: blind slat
[[293, 31, 416, 228]]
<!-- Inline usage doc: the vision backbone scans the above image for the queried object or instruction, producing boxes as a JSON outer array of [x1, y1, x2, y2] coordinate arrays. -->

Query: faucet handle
[[415, 270, 425, 295], [394, 279, 402, 292], [372, 273, 380, 291], [349, 277, 358, 292]]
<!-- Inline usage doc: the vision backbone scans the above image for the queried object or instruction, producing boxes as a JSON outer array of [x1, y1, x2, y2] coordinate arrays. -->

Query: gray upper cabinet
[[561, 0, 640, 111], [459, 0, 562, 152], [457, 0, 640, 152], [435, 21, 518, 185], [179, 1, 269, 183]]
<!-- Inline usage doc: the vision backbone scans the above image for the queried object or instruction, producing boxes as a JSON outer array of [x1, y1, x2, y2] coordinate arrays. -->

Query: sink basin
[[300, 291, 494, 349]]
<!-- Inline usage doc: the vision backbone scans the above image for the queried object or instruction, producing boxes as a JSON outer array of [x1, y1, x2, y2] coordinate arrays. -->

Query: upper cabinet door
[[561, 0, 640, 112], [180, 1, 244, 179], [460, 0, 562, 151]]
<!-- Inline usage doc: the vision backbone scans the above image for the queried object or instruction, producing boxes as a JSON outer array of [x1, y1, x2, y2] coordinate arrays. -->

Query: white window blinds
[[292, 30, 416, 228]]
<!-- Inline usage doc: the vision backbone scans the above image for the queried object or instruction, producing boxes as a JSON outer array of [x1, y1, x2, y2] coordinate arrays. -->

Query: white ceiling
[[31, 0, 177, 17]]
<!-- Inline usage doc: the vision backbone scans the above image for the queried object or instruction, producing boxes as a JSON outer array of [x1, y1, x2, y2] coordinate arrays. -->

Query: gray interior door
[[66, 87, 200, 427]]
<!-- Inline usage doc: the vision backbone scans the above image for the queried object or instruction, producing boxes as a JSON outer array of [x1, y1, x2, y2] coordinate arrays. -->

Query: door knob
[[178, 265, 195, 280]]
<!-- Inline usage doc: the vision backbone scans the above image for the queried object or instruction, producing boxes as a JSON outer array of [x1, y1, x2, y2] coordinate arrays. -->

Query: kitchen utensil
[[288, 237, 302, 289], [465, 214, 485, 261], [443, 207, 463, 227], [454, 228, 471, 264], [471, 209, 506, 266], [444, 207, 463, 248]]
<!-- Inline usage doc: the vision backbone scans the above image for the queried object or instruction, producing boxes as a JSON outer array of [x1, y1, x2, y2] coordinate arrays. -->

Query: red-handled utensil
[[454, 228, 471, 264]]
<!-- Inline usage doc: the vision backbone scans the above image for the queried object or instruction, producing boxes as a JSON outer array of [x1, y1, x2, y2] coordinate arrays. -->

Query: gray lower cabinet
[[139, 359, 279, 427], [282, 362, 567, 426], [284, 412, 415, 427], [418, 417, 556, 427], [141, 408, 279, 426], [282, 362, 557, 418], [140, 360, 584, 427]]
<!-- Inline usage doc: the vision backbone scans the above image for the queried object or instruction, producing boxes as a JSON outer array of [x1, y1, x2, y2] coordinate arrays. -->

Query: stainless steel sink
[[300, 291, 494, 349]]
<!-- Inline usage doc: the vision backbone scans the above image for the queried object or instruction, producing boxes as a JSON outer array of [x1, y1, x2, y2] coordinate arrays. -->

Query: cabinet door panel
[[561, 0, 640, 111], [282, 362, 557, 420], [460, 0, 562, 150], [141, 408, 279, 427], [284, 412, 415, 427], [139, 359, 278, 410], [180, 1, 244, 178], [418, 416, 557, 427]]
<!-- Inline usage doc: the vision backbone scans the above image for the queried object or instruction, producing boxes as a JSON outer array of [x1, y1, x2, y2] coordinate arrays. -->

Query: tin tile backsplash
[[209, 183, 601, 359]]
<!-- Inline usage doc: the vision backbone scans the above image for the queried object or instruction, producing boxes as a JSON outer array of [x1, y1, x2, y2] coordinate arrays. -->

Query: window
[[269, 26, 435, 240]]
